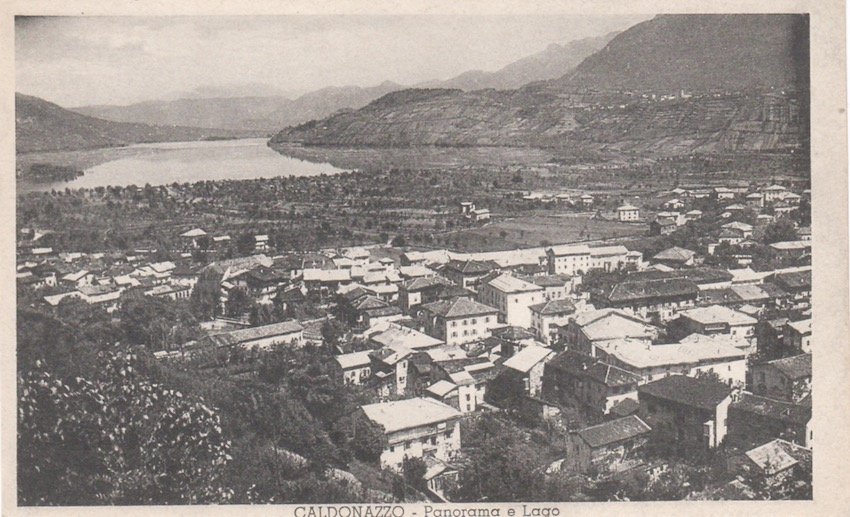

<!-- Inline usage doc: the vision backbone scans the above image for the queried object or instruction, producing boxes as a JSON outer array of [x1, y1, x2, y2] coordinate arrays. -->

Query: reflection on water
[[20, 138, 346, 192], [19, 138, 561, 193]]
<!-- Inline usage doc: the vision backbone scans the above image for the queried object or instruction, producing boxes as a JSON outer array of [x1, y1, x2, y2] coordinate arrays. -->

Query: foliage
[[18, 351, 232, 505], [761, 219, 798, 244]]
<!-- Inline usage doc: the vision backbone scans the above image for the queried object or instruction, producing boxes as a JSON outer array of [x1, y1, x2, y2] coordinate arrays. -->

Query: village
[[16, 177, 812, 501]]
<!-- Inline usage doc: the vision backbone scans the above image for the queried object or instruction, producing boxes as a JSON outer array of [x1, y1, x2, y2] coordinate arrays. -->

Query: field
[[438, 213, 645, 253]]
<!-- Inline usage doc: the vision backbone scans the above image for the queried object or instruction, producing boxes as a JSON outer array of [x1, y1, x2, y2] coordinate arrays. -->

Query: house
[[617, 204, 640, 222], [684, 209, 703, 221], [543, 351, 642, 416], [772, 270, 811, 299], [526, 274, 573, 301], [201, 320, 304, 351], [471, 208, 491, 222], [749, 354, 811, 403], [580, 194, 594, 207], [761, 184, 787, 203], [718, 229, 744, 246], [546, 244, 592, 275], [746, 192, 764, 208], [768, 240, 811, 260], [727, 393, 812, 448], [649, 218, 677, 236], [722, 221, 754, 239], [669, 305, 757, 343], [637, 375, 733, 449], [477, 273, 545, 328], [560, 308, 659, 355], [600, 278, 700, 321], [663, 198, 684, 210], [180, 228, 208, 248], [796, 226, 811, 241], [593, 338, 747, 386], [651, 247, 696, 268], [714, 187, 736, 200], [529, 299, 576, 345], [495, 344, 554, 399], [334, 350, 373, 385], [565, 415, 651, 475], [358, 398, 462, 470], [737, 439, 812, 491], [783, 319, 812, 353], [399, 276, 471, 313], [420, 297, 499, 346], [546, 244, 631, 276], [77, 285, 122, 306], [369, 345, 411, 397], [254, 234, 270, 251], [441, 259, 499, 290], [369, 323, 443, 351]]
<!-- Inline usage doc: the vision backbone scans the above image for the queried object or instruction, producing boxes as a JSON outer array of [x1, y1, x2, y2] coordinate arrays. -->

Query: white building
[[359, 398, 462, 470], [616, 203, 640, 222], [477, 274, 545, 328]]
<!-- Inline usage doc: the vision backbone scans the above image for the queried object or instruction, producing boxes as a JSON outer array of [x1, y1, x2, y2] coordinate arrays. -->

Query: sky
[[15, 15, 651, 107]]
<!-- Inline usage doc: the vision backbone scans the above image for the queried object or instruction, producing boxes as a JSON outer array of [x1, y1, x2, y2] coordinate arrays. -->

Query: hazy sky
[[16, 15, 651, 107]]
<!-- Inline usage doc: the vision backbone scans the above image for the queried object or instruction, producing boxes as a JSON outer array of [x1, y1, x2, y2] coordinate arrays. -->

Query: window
[[472, 318, 477, 324], [390, 446, 395, 453], [451, 321, 457, 327], [452, 332, 457, 338], [466, 394, 471, 401], [404, 442, 410, 450], [485, 317, 490, 323], [430, 437, 437, 445]]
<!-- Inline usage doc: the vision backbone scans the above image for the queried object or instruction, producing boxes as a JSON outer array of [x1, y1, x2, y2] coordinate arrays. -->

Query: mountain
[[418, 32, 619, 91], [69, 31, 615, 133], [272, 14, 809, 155], [555, 14, 809, 93], [15, 93, 257, 154], [73, 82, 405, 132]]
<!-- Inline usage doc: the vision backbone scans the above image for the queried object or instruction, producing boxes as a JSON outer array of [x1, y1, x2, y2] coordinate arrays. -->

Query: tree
[[225, 288, 253, 318], [402, 456, 427, 491], [18, 351, 232, 505], [762, 219, 798, 244], [235, 233, 256, 256]]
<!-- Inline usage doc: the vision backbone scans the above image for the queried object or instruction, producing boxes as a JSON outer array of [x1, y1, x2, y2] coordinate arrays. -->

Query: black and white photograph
[[5, 0, 848, 511]]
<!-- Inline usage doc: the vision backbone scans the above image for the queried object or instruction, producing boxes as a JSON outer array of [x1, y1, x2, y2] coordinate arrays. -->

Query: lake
[[18, 138, 347, 192]]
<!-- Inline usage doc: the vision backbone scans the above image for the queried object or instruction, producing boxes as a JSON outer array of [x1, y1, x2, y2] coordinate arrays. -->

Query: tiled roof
[[745, 439, 811, 476], [732, 393, 811, 425], [576, 415, 651, 449], [607, 278, 699, 303], [485, 274, 543, 294], [361, 397, 461, 434], [502, 345, 553, 373], [679, 305, 757, 326], [766, 354, 811, 380], [529, 298, 576, 316], [652, 246, 696, 262], [638, 374, 732, 411], [444, 259, 499, 275], [547, 351, 641, 387], [422, 297, 498, 319]]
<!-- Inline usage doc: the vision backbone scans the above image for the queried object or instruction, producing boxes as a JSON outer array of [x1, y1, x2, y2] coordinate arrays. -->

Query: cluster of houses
[[16, 180, 812, 499]]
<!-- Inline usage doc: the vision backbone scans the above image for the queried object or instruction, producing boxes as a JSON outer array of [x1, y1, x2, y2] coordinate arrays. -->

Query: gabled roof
[[484, 274, 543, 294], [426, 380, 458, 398], [547, 244, 591, 257], [745, 439, 811, 476], [334, 350, 373, 370], [443, 259, 498, 275], [575, 415, 651, 449], [547, 351, 641, 387], [679, 305, 757, 326], [370, 324, 443, 350], [786, 319, 812, 336], [180, 228, 207, 237], [573, 308, 658, 342], [214, 320, 304, 345], [732, 393, 811, 425], [617, 203, 639, 211], [652, 246, 696, 262], [361, 397, 461, 434], [529, 298, 576, 316], [502, 345, 553, 373], [639, 375, 732, 411], [765, 354, 811, 380], [607, 278, 699, 304], [421, 297, 498, 319]]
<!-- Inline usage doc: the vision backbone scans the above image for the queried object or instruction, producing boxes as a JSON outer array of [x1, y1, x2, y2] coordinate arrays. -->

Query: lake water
[[20, 138, 347, 192]]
